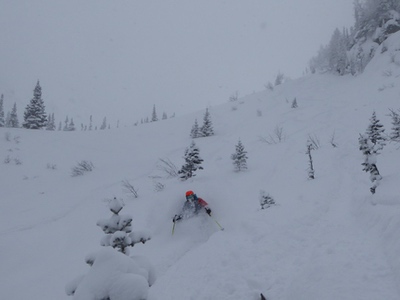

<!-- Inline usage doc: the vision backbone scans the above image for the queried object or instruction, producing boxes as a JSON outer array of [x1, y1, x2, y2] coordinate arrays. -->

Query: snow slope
[[1, 33, 400, 300]]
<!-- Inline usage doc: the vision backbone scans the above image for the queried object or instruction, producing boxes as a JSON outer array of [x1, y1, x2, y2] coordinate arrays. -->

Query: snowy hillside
[[1, 33, 400, 299]]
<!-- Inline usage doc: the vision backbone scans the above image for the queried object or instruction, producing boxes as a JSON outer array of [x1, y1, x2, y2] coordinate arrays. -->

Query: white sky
[[0, 0, 354, 126]]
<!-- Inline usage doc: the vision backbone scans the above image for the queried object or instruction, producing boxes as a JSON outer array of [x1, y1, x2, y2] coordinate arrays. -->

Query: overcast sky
[[0, 0, 354, 126]]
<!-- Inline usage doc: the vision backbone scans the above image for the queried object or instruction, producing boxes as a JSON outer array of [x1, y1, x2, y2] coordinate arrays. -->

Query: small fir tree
[[63, 116, 69, 131], [46, 113, 56, 131], [178, 140, 204, 180], [200, 108, 214, 137], [365, 111, 386, 153], [388, 108, 400, 142], [162, 112, 168, 120], [151, 104, 158, 122], [96, 197, 151, 255], [259, 190, 276, 210], [66, 198, 155, 299], [359, 134, 382, 194], [9, 103, 19, 128], [68, 118, 76, 131], [23, 81, 47, 129], [231, 139, 248, 172], [89, 115, 93, 131], [0, 94, 5, 127], [190, 119, 200, 138], [100, 117, 107, 130], [306, 139, 315, 179]]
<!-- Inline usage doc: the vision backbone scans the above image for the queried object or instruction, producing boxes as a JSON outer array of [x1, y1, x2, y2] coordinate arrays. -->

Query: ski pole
[[210, 215, 224, 231], [172, 221, 176, 235]]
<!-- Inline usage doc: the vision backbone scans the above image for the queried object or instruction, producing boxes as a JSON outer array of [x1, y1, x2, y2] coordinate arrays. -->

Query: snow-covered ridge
[[1, 49, 400, 298]]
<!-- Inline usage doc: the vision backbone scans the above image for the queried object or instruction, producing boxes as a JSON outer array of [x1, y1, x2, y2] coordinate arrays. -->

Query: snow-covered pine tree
[[231, 139, 248, 172], [46, 113, 56, 131], [178, 140, 204, 180], [259, 190, 276, 210], [66, 198, 155, 299], [68, 118, 75, 131], [366, 111, 386, 153], [388, 108, 400, 142], [63, 116, 69, 131], [89, 115, 93, 131], [0, 94, 6, 127], [97, 197, 151, 255], [100, 117, 107, 130], [23, 81, 47, 129], [359, 133, 382, 194], [0, 94, 5, 127], [9, 103, 19, 128], [306, 139, 315, 179], [151, 104, 158, 122], [162, 112, 167, 120], [200, 108, 214, 137], [190, 119, 200, 138]]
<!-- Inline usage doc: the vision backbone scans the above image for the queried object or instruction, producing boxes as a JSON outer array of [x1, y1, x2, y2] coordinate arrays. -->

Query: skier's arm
[[198, 198, 212, 215]]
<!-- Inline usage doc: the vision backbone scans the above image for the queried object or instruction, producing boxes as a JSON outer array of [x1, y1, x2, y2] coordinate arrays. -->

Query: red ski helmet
[[186, 190, 194, 197]]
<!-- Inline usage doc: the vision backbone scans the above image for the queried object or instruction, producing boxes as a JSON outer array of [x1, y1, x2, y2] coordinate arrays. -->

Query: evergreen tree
[[178, 140, 204, 180], [0, 94, 5, 127], [259, 190, 276, 210], [306, 139, 315, 179], [388, 108, 400, 142], [58, 121, 62, 131], [5, 111, 11, 127], [89, 115, 93, 131], [231, 139, 248, 172], [359, 133, 382, 194], [100, 117, 107, 130], [23, 81, 47, 129], [9, 103, 19, 128], [68, 118, 75, 131], [151, 104, 158, 122], [96, 197, 151, 255], [190, 119, 200, 138], [46, 113, 56, 131], [366, 111, 386, 153], [162, 112, 168, 120], [63, 116, 69, 131], [200, 108, 214, 137]]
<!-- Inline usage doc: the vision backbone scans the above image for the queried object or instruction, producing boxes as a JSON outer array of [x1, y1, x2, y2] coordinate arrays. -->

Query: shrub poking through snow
[[260, 190, 275, 209], [71, 160, 94, 177]]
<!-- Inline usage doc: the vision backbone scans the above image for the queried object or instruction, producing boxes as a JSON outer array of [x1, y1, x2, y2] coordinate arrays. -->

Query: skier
[[172, 190, 212, 223]]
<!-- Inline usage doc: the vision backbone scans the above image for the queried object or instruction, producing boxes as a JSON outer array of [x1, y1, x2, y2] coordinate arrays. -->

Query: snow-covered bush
[[71, 160, 94, 177], [65, 248, 155, 300], [66, 198, 155, 300]]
